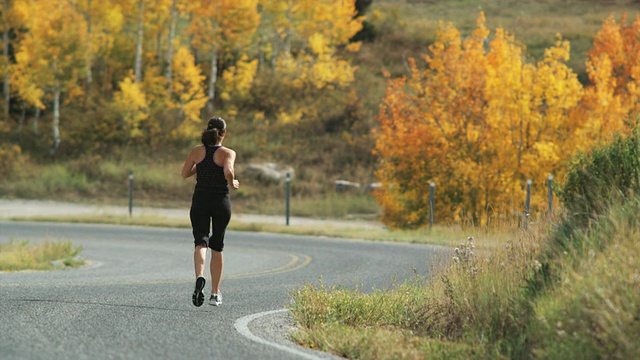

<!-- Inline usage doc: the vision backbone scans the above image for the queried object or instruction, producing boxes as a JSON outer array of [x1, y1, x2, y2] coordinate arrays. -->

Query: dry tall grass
[[0, 240, 84, 271], [289, 219, 552, 359]]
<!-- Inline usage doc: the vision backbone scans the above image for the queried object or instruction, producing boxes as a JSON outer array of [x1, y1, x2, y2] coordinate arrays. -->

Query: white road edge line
[[234, 308, 322, 360]]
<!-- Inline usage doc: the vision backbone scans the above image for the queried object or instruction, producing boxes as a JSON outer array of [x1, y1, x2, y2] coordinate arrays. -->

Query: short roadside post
[[429, 181, 435, 230], [547, 174, 554, 216], [285, 172, 291, 226], [128, 170, 134, 217], [524, 179, 532, 230]]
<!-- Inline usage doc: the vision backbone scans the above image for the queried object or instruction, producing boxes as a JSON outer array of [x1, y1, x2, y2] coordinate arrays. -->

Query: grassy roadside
[[288, 197, 640, 359], [286, 131, 640, 359], [0, 240, 85, 272], [0, 154, 382, 218], [288, 220, 548, 359]]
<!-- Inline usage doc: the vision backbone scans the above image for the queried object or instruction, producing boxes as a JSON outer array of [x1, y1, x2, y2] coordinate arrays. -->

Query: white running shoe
[[209, 293, 222, 306]]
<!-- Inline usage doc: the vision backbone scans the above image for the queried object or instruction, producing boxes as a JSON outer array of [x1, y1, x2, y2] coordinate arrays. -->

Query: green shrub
[[522, 127, 640, 359], [527, 199, 640, 360], [561, 129, 640, 225], [527, 128, 640, 300]]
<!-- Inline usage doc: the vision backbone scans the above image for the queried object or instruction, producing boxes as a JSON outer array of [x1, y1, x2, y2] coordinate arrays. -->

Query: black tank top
[[194, 145, 229, 193]]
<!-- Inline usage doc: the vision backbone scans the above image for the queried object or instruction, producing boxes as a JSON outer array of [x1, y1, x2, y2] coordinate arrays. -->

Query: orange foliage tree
[[374, 13, 583, 228], [572, 14, 640, 150]]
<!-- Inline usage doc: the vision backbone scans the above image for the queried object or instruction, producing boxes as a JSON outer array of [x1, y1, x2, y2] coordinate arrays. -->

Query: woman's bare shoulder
[[190, 144, 206, 154], [188, 145, 207, 162], [220, 146, 236, 156]]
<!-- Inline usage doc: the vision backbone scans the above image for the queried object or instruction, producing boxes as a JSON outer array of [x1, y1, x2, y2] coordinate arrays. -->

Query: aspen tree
[[375, 13, 582, 227]]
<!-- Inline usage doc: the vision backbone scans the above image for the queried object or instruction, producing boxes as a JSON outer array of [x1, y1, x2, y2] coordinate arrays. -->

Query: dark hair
[[201, 117, 227, 146]]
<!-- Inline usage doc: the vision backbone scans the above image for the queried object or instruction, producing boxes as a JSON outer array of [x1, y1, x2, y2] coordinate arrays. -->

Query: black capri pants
[[189, 191, 231, 252]]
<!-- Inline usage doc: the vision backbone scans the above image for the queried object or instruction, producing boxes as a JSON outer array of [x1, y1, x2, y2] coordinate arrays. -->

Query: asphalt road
[[0, 221, 448, 360]]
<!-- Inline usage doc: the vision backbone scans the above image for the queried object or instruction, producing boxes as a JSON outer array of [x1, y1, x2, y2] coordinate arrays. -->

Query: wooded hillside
[[2, 0, 639, 227]]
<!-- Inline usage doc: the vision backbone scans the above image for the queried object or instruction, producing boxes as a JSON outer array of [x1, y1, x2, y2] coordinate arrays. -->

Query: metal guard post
[[285, 172, 290, 226], [128, 170, 134, 217], [429, 181, 435, 229]]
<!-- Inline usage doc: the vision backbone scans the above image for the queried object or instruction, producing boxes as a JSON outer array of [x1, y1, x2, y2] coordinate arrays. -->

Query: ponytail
[[201, 116, 227, 146], [201, 129, 222, 146]]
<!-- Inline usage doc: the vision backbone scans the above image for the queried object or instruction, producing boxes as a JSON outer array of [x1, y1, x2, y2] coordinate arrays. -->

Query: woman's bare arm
[[181, 146, 202, 178], [222, 149, 240, 189]]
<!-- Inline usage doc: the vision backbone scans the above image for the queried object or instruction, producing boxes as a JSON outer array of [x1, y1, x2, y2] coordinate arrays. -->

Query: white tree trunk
[[165, 0, 177, 94], [134, 0, 144, 83], [207, 47, 218, 114], [50, 88, 61, 155]]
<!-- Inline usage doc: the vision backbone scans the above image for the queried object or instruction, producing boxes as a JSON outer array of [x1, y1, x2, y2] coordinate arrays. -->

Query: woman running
[[181, 116, 240, 307]]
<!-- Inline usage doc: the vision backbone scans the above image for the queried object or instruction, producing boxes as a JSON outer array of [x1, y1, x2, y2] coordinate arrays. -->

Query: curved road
[[0, 221, 447, 360]]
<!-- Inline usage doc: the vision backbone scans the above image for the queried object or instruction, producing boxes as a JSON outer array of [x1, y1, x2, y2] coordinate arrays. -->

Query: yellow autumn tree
[[170, 46, 208, 139], [265, 0, 362, 91], [112, 73, 149, 139], [72, 0, 125, 96], [186, 0, 260, 112], [290, 0, 362, 89], [374, 13, 583, 228], [220, 55, 258, 103], [11, 0, 88, 154], [257, 0, 362, 124]]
